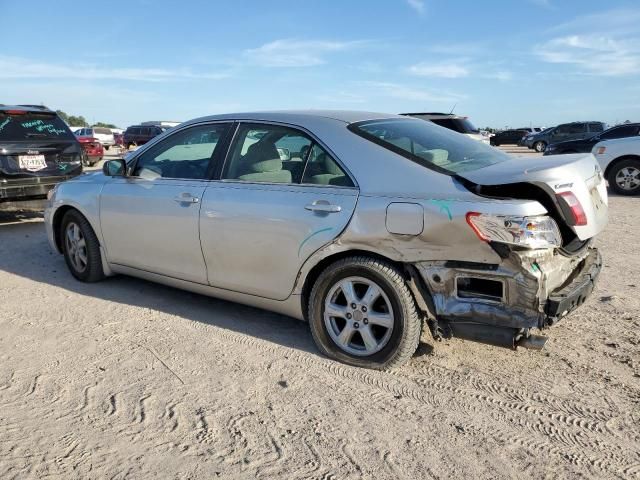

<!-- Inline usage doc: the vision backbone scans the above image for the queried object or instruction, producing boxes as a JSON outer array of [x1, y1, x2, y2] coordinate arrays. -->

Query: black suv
[[490, 129, 529, 146], [123, 125, 168, 148], [0, 105, 82, 210], [522, 121, 606, 152], [544, 123, 640, 156]]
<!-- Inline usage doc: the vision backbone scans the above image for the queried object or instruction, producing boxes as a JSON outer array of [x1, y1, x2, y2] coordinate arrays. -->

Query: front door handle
[[174, 193, 200, 204], [305, 200, 341, 213]]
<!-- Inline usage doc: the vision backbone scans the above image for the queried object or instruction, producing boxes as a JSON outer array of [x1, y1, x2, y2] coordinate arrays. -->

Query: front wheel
[[608, 158, 640, 195], [308, 257, 422, 370], [61, 210, 105, 282], [534, 141, 547, 152]]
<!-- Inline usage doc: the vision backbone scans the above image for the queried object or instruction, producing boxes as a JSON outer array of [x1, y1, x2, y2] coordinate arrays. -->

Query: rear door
[[200, 122, 359, 300], [100, 122, 233, 283]]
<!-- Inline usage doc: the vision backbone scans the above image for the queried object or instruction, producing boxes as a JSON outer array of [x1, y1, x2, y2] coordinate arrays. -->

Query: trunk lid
[[459, 153, 608, 241]]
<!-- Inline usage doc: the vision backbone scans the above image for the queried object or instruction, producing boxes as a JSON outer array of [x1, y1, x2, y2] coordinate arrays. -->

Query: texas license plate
[[18, 154, 47, 171]]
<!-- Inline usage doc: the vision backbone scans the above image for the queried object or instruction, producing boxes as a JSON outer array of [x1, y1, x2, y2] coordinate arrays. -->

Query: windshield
[[0, 112, 75, 141], [350, 118, 510, 174]]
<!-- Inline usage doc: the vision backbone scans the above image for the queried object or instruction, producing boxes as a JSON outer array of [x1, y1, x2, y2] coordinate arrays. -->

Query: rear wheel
[[61, 210, 105, 282], [608, 158, 640, 195], [534, 141, 547, 152], [308, 257, 422, 370]]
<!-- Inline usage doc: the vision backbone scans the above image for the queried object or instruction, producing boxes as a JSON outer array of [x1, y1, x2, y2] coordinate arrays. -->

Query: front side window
[[588, 123, 604, 133], [132, 123, 230, 180], [223, 124, 313, 184], [350, 118, 510, 174]]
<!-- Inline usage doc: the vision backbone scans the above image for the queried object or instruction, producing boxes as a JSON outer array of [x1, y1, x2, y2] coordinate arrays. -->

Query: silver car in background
[[45, 111, 608, 369]]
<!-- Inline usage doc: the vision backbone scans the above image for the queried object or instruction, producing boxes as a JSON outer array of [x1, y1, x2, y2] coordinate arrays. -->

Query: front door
[[200, 123, 359, 300], [99, 122, 232, 284]]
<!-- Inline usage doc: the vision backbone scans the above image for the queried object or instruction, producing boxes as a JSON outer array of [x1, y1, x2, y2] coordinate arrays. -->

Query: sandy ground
[[0, 147, 639, 479]]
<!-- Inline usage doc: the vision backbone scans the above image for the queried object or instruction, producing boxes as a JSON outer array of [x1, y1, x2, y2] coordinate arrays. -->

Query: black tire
[[534, 141, 547, 152], [60, 210, 105, 282], [607, 158, 640, 196], [308, 256, 422, 370]]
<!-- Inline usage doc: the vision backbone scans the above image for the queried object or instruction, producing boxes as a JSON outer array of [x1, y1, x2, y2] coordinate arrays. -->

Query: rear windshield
[[0, 112, 74, 141], [94, 127, 112, 135], [431, 117, 479, 134], [349, 118, 510, 174]]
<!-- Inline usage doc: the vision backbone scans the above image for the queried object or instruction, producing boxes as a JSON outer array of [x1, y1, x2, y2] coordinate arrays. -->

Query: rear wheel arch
[[301, 249, 406, 321]]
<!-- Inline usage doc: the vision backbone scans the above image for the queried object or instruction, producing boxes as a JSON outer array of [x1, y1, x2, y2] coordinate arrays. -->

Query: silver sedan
[[45, 111, 608, 369]]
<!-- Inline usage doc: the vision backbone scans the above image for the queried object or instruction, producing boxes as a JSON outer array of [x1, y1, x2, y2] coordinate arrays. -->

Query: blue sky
[[1, 0, 639, 128]]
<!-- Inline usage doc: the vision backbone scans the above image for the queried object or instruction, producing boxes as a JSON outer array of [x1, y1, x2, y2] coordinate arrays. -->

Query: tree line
[[55, 110, 117, 129]]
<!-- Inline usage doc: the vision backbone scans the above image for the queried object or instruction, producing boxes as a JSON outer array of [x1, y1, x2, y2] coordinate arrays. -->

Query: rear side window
[[600, 125, 638, 139], [302, 144, 353, 187], [223, 124, 313, 184], [588, 123, 604, 133], [0, 112, 74, 141], [350, 118, 510, 174]]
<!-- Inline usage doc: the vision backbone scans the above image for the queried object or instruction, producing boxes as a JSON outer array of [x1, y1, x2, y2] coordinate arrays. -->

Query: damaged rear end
[[418, 153, 607, 350]]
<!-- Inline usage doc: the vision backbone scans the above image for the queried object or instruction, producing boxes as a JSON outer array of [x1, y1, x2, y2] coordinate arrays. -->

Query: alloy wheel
[[65, 222, 88, 273], [615, 166, 640, 191], [323, 276, 394, 356]]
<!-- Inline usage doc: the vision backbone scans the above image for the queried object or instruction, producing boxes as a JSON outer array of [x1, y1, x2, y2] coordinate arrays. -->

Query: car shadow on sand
[[0, 216, 434, 363]]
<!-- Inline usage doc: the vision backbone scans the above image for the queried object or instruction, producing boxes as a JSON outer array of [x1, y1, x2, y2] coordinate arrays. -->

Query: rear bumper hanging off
[[545, 248, 602, 323]]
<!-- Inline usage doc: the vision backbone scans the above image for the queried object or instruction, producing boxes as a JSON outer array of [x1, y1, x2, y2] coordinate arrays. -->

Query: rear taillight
[[557, 191, 587, 226]]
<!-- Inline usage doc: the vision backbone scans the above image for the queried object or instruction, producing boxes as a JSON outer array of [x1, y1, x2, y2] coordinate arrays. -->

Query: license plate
[[18, 154, 47, 172]]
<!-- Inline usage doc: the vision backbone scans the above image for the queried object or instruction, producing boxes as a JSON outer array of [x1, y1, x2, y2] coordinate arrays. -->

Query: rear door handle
[[174, 193, 200, 204], [305, 201, 341, 213]]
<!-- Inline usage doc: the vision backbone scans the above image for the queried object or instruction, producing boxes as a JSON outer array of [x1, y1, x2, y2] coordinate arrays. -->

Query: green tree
[[68, 115, 88, 126]]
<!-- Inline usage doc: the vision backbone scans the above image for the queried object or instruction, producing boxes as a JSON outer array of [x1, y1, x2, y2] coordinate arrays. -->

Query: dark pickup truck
[[0, 105, 82, 210]]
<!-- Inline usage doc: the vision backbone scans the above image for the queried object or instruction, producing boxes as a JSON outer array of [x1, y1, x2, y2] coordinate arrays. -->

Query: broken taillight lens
[[466, 212, 562, 249], [557, 191, 587, 226]]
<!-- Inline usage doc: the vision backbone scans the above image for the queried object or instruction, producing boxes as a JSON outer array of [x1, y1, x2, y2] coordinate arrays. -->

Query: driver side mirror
[[102, 159, 127, 177]]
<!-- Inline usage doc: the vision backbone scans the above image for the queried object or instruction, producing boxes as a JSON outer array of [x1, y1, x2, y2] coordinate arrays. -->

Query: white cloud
[[243, 39, 360, 67], [536, 9, 640, 76], [483, 70, 513, 81], [408, 61, 469, 78], [0, 55, 229, 82], [406, 0, 425, 14], [359, 81, 465, 103], [535, 34, 640, 76]]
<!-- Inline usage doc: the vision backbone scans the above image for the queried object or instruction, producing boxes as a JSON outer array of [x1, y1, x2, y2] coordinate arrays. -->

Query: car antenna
[[449, 103, 457, 114]]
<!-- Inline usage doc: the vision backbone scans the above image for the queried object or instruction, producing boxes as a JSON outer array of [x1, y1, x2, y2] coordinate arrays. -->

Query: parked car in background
[[75, 127, 115, 149], [46, 110, 606, 369], [400, 112, 490, 144], [522, 122, 606, 152], [113, 132, 124, 148], [0, 104, 83, 210], [76, 136, 104, 166], [592, 136, 640, 195], [515, 127, 544, 134], [544, 123, 640, 156], [490, 129, 529, 146], [123, 125, 168, 148]]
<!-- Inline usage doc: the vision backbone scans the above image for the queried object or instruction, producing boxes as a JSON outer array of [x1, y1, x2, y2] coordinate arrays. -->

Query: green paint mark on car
[[429, 199, 453, 220], [298, 227, 334, 257]]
